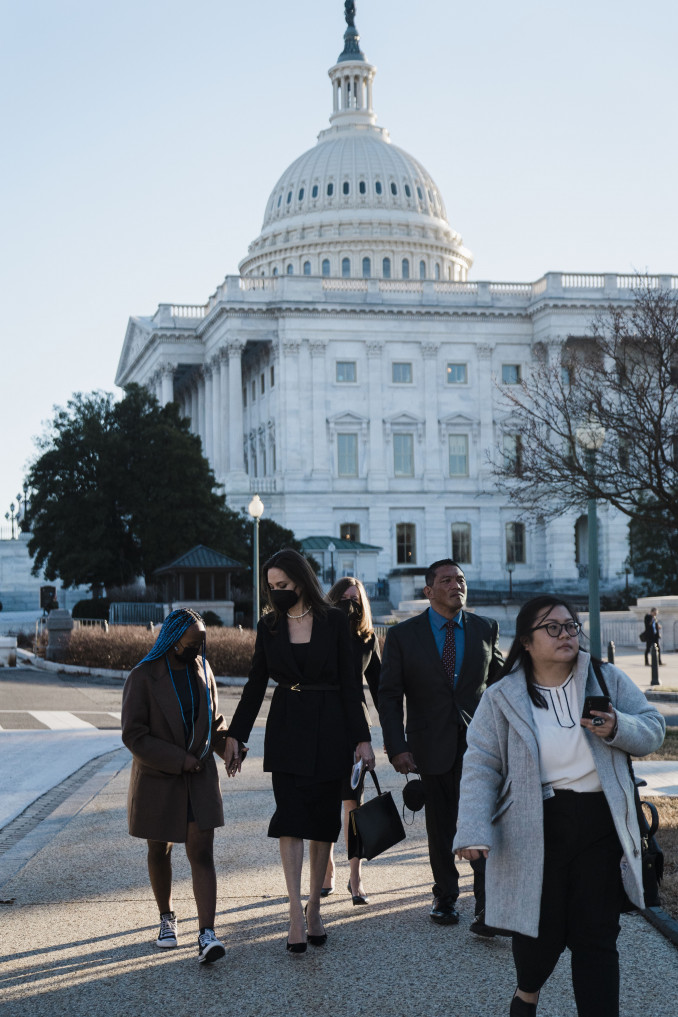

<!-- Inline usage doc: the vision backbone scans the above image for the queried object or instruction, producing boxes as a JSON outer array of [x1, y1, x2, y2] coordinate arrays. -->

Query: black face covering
[[337, 598, 363, 622], [402, 776, 426, 813], [270, 589, 300, 614], [175, 645, 201, 665]]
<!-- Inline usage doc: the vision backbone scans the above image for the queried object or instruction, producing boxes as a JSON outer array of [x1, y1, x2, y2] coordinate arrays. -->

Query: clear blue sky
[[1, 0, 676, 525]]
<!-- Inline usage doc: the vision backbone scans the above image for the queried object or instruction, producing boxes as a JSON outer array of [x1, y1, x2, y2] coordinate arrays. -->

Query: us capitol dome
[[239, 8, 473, 282]]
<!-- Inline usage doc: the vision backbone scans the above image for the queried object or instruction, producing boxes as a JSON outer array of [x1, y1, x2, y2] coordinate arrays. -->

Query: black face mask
[[337, 598, 363, 622], [270, 589, 300, 613], [402, 776, 426, 813], [175, 645, 201, 664]]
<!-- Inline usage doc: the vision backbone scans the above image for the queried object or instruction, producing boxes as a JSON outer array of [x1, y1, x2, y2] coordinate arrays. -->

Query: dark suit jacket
[[644, 614, 661, 644], [354, 630, 381, 712], [378, 609, 503, 775], [121, 656, 229, 843], [228, 607, 371, 780]]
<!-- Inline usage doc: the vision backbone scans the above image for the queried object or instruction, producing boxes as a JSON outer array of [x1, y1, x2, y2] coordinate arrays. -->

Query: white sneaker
[[155, 911, 178, 948], [198, 928, 225, 964]]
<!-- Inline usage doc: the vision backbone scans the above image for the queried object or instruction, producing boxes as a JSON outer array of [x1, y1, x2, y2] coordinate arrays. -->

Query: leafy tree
[[27, 386, 242, 593], [629, 510, 678, 594], [490, 285, 678, 528]]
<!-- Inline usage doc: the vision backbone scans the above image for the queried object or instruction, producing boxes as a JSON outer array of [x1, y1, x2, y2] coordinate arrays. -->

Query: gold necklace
[[287, 605, 312, 620]]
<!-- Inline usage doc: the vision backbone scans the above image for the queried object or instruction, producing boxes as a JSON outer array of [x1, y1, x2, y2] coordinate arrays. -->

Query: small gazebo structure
[[153, 544, 243, 626]]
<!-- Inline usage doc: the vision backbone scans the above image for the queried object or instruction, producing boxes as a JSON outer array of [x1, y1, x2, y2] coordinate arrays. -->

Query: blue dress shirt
[[428, 606, 465, 684]]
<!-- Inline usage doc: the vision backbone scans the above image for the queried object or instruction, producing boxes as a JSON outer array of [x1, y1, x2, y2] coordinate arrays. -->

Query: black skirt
[[268, 772, 343, 842]]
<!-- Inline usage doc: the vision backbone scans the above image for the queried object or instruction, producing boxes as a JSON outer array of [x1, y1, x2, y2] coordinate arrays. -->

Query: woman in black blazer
[[225, 549, 374, 954], [322, 576, 381, 905]]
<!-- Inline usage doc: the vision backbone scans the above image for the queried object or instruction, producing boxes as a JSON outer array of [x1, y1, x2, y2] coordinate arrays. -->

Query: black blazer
[[228, 607, 371, 780], [378, 609, 503, 775], [354, 630, 381, 712]]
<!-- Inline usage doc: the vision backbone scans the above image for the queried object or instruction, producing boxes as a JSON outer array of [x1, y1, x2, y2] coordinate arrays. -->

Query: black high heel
[[304, 904, 327, 946], [286, 939, 307, 954], [347, 879, 369, 905], [510, 990, 538, 1016]]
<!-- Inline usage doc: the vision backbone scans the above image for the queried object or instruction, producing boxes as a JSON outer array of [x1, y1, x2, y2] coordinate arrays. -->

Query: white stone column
[[366, 341, 387, 491], [227, 339, 248, 487], [210, 357, 222, 479], [279, 338, 303, 480], [219, 351, 229, 476], [421, 342, 441, 487], [309, 340, 329, 483], [204, 364, 214, 465], [160, 363, 175, 405], [196, 370, 206, 453], [190, 382, 199, 436]]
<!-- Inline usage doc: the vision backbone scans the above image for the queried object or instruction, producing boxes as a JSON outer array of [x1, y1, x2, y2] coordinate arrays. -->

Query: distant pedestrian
[[121, 608, 231, 963], [322, 576, 381, 905], [643, 606, 662, 665], [224, 549, 374, 954], [454, 595, 665, 1017]]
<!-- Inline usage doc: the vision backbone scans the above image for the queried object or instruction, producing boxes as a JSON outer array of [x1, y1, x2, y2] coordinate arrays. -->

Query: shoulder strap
[[590, 657, 610, 698]]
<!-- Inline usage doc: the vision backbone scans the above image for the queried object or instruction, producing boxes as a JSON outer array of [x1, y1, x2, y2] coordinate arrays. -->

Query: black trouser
[[644, 639, 662, 665], [512, 790, 622, 1017], [420, 730, 485, 910]]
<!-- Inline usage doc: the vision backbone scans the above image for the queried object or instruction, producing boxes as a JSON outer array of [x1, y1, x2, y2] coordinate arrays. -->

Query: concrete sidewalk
[[1, 729, 677, 1017]]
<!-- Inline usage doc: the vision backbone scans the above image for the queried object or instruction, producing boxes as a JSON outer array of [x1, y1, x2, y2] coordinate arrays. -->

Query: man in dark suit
[[378, 559, 503, 933], [643, 606, 662, 665]]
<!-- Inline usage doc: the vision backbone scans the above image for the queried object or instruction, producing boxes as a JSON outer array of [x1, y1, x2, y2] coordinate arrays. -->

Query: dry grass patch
[[653, 796, 678, 920], [62, 625, 256, 676], [639, 727, 678, 761]]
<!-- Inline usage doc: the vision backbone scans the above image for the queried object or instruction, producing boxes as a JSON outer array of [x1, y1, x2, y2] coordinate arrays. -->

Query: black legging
[[512, 790, 622, 1017]]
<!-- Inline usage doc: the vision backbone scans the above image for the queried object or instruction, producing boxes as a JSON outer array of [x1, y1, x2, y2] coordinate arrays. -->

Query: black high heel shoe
[[510, 990, 538, 1016], [347, 879, 369, 906], [286, 939, 307, 954], [304, 904, 327, 946]]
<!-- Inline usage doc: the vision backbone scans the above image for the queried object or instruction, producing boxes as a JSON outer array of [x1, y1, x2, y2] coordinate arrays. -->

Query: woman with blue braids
[[121, 607, 234, 964]]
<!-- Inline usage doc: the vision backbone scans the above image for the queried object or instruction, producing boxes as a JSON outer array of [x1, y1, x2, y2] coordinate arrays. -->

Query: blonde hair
[[328, 576, 374, 642]]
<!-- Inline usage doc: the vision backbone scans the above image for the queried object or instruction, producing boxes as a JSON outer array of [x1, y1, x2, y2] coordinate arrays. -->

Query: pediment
[[115, 317, 154, 386]]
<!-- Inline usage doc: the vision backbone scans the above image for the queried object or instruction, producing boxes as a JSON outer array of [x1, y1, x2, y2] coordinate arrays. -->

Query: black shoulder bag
[[347, 769, 406, 861], [590, 659, 663, 909]]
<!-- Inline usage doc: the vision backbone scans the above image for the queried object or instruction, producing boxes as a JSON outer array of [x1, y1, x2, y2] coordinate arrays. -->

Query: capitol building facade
[[116, 7, 646, 597]]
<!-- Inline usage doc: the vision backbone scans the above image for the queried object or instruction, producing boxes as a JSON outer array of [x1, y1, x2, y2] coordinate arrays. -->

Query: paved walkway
[[0, 728, 677, 1017]]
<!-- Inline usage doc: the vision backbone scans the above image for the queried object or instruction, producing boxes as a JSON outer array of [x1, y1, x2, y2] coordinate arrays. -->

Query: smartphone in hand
[[582, 695, 610, 719]]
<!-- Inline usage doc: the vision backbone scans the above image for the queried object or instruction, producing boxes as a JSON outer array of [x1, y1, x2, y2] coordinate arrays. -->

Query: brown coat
[[121, 655, 229, 843]]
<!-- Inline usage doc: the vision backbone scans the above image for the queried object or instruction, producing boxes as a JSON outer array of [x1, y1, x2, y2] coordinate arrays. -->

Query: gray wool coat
[[453, 651, 665, 938]]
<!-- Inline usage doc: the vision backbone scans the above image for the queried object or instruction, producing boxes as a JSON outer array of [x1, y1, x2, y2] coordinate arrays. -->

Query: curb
[[640, 906, 678, 948], [646, 691, 678, 703], [16, 648, 249, 686]]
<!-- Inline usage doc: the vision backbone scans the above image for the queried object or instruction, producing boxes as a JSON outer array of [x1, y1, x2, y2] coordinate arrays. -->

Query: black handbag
[[590, 660, 664, 908], [347, 770, 406, 861]]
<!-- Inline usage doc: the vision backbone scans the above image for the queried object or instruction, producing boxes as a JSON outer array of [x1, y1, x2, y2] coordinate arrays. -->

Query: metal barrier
[[109, 603, 165, 626], [73, 618, 109, 631]]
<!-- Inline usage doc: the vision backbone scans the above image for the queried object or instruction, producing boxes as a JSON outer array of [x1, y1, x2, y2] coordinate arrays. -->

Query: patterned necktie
[[442, 620, 457, 689]]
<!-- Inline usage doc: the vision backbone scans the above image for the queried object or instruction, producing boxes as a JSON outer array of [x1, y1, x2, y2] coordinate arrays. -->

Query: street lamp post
[[506, 559, 516, 599], [4, 502, 18, 540], [248, 494, 265, 625], [327, 541, 336, 586], [576, 419, 606, 659]]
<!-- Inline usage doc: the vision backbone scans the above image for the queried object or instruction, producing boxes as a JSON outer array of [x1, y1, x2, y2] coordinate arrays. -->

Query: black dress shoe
[[347, 880, 369, 905], [286, 940, 307, 954], [320, 885, 335, 897], [430, 896, 460, 924], [304, 904, 327, 946], [469, 909, 496, 938], [510, 991, 538, 1016]]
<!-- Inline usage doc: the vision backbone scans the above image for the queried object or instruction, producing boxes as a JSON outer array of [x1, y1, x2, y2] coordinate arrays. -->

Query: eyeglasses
[[531, 621, 582, 638]]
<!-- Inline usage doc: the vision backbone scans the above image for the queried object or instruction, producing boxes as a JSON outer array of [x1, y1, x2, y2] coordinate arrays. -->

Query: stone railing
[[170, 304, 208, 318], [489, 282, 533, 295], [250, 477, 276, 493], [322, 279, 369, 291], [239, 277, 279, 291], [561, 274, 606, 288], [616, 275, 659, 289], [433, 281, 479, 294]]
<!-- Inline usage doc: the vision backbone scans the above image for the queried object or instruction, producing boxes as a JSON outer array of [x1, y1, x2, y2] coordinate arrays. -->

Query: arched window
[[382, 257, 391, 279], [359, 180, 366, 194], [342, 257, 351, 278], [303, 261, 311, 275], [286, 264, 294, 275], [416, 186, 423, 200], [404, 184, 411, 197], [402, 258, 410, 279], [419, 260, 426, 280], [277, 194, 282, 207], [298, 188, 304, 201], [286, 191, 292, 204], [343, 181, 350, 195], [311, 184, 319, 198], [375, 180, 383, 195], [362, 257, 371, 278], [435, 263, 440, 280], [390, 182, 398, 195], [506, 522, 526, 565], [327, 182, 334, 196], [322, 259, 330, 277], [272, 267, 278, 276]]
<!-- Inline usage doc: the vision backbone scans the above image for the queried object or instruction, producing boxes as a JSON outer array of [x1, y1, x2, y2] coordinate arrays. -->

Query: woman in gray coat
[[454, 595, 664, 1017]]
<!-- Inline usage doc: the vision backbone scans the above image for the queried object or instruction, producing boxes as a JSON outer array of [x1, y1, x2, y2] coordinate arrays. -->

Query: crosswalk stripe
[[28, 711, 98, 730]]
